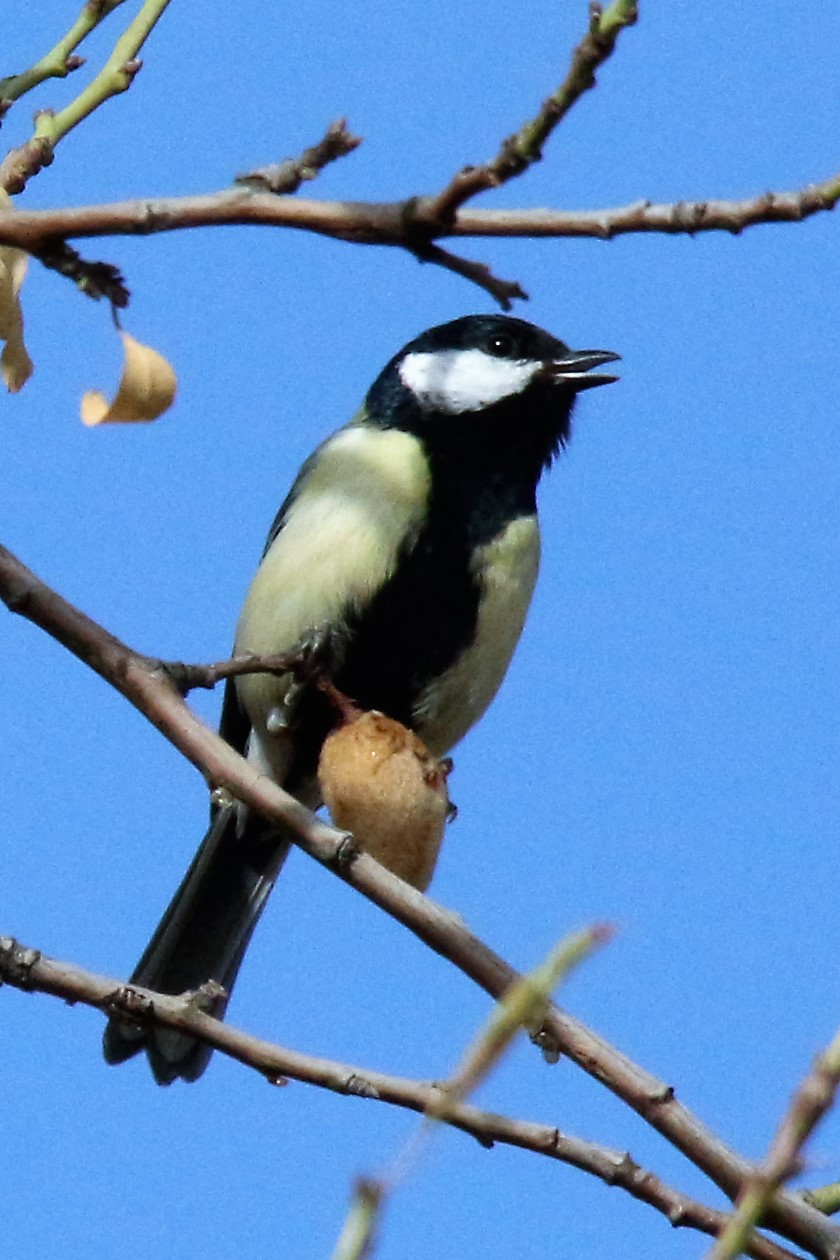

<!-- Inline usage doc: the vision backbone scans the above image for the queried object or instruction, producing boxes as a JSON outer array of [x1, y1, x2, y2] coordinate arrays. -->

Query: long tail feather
[[103, 806, 290, 1084]]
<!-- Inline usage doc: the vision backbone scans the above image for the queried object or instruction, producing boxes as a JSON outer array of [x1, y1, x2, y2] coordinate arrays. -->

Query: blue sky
[[3, 4, 840, 1258]]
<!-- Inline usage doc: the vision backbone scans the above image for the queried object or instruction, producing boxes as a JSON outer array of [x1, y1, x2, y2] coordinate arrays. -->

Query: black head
[[365, 314, 618, 473]]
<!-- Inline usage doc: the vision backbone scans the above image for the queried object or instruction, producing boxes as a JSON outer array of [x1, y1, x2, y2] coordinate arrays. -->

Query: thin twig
[[3, 118, 362, 308], [409, 237, 527, 310], [0, 173, 831, 314], [1, 6, 836, 313], [0, 936, 802, 1260], [0, 543, 836, 1260], [235, 119, 361, 195], [161, 650, 305, 693]]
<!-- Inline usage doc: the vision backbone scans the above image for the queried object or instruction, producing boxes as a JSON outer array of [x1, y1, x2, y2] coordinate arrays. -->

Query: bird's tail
[[102, 805, 291, 1084]]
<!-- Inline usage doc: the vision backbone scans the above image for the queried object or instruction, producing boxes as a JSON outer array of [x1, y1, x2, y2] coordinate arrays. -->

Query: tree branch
[[0, 3, 833, 309], [0, 937, 802, 1260], [2, 3, 835, 317], [0, 175, 833, 256], [235, 119, 361, 195], [0, 541, 837, 1260], [0, 171, 833, 312], [408, 237, 528, 311], [161, 649, 309, 693]]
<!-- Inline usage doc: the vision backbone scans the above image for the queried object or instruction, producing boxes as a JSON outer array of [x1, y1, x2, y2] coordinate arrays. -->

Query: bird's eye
[[484, 333, 515, 358]]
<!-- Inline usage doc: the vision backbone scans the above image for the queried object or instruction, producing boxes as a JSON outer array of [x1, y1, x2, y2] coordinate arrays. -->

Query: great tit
[[102, 313, 619, 1083]]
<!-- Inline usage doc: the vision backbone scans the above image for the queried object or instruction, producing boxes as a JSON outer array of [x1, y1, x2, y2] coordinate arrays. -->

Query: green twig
[[440, 925, 612, 1104], [805, 1182, 840, 1216], [0, 0, 172, 193], [35, 0, 172, 146], [707, 1024, 840, 1260], [0, 1, 127, 107], [597, 0, 640, 39], [332, 1180, 382, 1260], [332, 926, 610, 1260]]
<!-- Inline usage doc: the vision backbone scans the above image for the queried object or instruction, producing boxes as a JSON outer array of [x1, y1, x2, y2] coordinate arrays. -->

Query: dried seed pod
[[317, 711, 451, 891]]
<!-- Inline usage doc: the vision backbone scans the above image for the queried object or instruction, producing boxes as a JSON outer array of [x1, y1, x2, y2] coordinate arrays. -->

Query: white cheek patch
[[399, 348, 540, 414]]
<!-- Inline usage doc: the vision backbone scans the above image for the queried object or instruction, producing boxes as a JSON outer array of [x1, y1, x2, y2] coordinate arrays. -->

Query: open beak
[[543, 349, 621, 392]]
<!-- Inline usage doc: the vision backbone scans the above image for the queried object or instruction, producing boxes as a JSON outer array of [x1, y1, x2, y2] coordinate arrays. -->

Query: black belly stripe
[[284, 452, 537, 791]]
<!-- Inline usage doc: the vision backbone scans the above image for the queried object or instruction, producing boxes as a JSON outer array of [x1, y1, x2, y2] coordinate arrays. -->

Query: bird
[[102, 313, 619, 1083]]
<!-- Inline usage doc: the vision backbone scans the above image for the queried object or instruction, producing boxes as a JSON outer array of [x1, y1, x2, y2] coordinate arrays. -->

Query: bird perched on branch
[[103, 313, 619, 1083]]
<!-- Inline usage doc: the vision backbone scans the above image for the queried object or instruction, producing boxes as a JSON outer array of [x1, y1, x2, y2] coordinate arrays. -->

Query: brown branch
[[0, 936, 802, 1260], [162, 650, 306, 693], [235, 118, 361, 194], [0, 118, 361, 314], [422, 0, 638, 225], [0, 136, 55, 194], [1, 8, 833, 312], [0, 177, 833, 255], [450, 186, 840, 237], [0, 4, 633, 311], [408, 236, 527, 310], [0, 174, 832, 311], [0, 542, 837, 1260]]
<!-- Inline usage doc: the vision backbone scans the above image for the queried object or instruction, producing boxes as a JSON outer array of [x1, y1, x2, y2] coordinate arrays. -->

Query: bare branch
[[450, 184, 840, 238], [235, 119, 361, 195], [0, 175, 833, 273], [0, 542, 836, 1260], [408, 236, 527, 310], [0, 117, 363, 310], [0, 936, 802, 1260], [0, 7, 832, 313], [0, 6, 834, 314], [162, 650, 308, 693]]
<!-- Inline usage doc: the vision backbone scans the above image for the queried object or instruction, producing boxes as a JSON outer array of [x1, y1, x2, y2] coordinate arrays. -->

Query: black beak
[[543, 349, 621, 392]]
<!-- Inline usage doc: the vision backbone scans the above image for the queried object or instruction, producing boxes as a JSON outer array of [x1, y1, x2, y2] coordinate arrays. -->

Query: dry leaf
[[0, 245, 33, 392], [0, 246, 33, 396], [81, 330, 177, 426], [0, 189, 34, 393]]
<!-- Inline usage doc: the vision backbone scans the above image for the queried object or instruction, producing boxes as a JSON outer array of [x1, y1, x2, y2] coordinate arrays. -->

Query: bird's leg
[[289, 623, 345, 682], [318, 677, 363, 726], [269, 623, 350, 732]]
